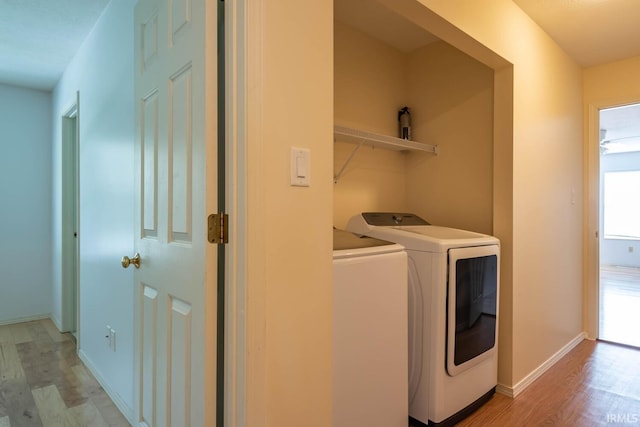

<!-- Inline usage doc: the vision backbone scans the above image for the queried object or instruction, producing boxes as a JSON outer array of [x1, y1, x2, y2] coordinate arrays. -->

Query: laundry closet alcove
[[333, 0, 495, 235]]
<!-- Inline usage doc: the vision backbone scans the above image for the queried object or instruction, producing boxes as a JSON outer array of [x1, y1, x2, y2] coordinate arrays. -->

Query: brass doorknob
[[122, 253, 141, 269]]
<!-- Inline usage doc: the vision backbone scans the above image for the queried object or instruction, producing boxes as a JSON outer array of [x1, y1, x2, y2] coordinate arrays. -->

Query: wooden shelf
[[334, 125, 438, 154]]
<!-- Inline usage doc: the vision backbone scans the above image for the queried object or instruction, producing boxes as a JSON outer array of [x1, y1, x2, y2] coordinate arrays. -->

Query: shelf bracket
[[334, 140, 363, 183]]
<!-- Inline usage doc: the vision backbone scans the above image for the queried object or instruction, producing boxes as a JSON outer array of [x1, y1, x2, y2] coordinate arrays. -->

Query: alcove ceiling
[[334, 0, 438, 53]]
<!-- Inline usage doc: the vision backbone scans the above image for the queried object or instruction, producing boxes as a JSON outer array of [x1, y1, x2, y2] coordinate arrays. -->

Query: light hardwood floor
[[0, 319, 129, 427], [5, 321, 640, 426], [456, 340, 640, 426], [600, 265, 640, 348]]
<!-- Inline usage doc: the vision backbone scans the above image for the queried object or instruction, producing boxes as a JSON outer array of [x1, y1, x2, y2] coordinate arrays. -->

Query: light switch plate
[[291, 147, 310, 187]]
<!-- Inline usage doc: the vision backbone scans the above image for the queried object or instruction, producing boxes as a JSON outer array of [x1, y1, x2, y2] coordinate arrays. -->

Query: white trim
[[585, 96, 640, 343], [51, 314, 63, 331], [78, 349, 134, 424], [225, 0, 248, 425], [496, 332, 586, 398], [585, 103, 601, 341], [244, 0, 267, 424], [60, 92, 80, 340], [0, 314, 51, 327], [495, 383, 513, 398]]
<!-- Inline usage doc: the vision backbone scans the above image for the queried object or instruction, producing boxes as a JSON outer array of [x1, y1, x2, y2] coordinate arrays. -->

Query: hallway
[[0, 319, 129, 426]]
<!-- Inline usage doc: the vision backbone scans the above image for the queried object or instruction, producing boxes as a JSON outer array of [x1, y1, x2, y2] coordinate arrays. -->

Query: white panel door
[[133, 0, 217, 425]]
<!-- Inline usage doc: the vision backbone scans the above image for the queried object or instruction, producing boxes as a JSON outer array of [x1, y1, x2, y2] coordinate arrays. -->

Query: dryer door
[[446, 245, 499, 377]]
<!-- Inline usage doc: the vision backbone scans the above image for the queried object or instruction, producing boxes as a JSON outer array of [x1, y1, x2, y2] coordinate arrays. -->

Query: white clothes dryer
[[346, 213, 500, 427], [333, 229, 408, 427]]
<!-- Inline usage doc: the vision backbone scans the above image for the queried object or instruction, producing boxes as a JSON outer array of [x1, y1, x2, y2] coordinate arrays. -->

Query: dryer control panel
[[362, 212, 430, 226]]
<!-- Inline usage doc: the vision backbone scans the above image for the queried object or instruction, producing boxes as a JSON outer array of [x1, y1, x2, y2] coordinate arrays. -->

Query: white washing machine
[[333, 229, 408, 427], [346, 213, 500, 427]]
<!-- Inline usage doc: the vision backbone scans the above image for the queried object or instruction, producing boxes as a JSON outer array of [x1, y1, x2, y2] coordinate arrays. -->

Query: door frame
[[61, 93, 80, 340], [223, 0, 268, 424], [224, 0, 253, 424], [585, 96, 640, 340]]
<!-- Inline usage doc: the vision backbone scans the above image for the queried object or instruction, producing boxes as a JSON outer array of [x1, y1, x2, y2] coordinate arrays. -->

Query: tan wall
[[406, 41, 494, 234], [334, 21, 407, 134], [333, 23, 493, 233], [584, 56, 640, 104], [394, 0, 584, 385], [582, 56, 640, 338], [247, 0, 334, 425], [333, 21, 408, 229]]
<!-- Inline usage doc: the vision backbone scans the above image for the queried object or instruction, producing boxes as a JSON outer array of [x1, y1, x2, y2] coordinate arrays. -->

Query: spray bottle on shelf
[[398, 106, 411, 140]]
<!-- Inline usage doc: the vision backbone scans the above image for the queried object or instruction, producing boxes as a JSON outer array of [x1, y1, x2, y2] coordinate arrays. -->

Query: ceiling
[[514, 0, 640, 68], [2, 1, 640, 91], [0, 0, 110, 91]]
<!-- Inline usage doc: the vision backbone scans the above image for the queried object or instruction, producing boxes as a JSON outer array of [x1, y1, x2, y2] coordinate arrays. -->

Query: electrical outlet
[[110, 328, 116, 351]]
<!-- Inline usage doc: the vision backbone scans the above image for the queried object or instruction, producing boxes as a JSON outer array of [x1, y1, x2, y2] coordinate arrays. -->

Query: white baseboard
[[496, 332, 587, 398], [495, 383, 514, 398], [50, 315, 63, 331], [0, 313, 51, 326], [78, 350, 134, 424]]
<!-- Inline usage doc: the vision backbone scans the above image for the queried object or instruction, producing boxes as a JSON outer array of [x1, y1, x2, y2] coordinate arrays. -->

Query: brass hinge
[[208, 213, 229, 244]]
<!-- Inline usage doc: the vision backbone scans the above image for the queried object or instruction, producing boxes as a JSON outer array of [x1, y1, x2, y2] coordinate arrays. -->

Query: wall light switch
[[291, 147, 310, 187]]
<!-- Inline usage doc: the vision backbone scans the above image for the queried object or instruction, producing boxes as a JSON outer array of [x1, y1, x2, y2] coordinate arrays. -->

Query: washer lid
[[333, 229, 404, 258], [333, 228, 395, 250]]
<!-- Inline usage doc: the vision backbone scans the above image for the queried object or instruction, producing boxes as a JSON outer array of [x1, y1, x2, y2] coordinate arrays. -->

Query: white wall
[[52, 0, 135, 415], [600, 151, 640, 267], [0, 83, 52, 324]]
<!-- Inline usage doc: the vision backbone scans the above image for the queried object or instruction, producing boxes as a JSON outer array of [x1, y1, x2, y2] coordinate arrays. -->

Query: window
[[603, 171, 640, 239]]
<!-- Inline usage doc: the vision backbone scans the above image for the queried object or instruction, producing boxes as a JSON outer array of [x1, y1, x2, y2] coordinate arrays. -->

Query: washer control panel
[[361, 212, 430, 226]]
